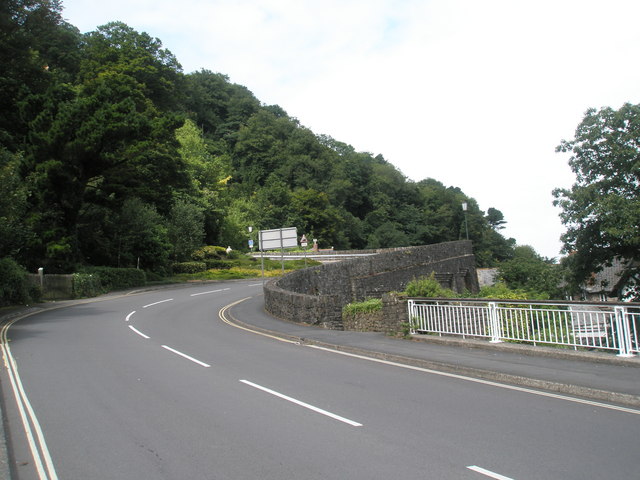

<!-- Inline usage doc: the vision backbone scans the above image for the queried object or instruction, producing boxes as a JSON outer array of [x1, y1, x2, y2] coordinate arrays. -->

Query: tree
[[116, 198, 171, 272], [486, 207, 506, 230], [175, 118, 232, 243], [0, 149, 29, 257], [497, 245, 564, 299], [20, 71, 186, 270], [553, 103, 640, 291], [0, 0, 80, 149], [167, 199, 205, 262], [80, 22, 183, 110], [287, 188, 342, 247]]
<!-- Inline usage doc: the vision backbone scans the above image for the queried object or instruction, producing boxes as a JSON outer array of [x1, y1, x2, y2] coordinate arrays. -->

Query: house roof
[[584, 257, 633, 294]]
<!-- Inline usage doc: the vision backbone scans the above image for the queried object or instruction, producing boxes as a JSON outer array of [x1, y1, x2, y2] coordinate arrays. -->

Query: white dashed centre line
[[162, 345, 211, 368], [142, 298, 173, 308], [467, 466, 514, 479], [240, 379, 362, 427], [128, 325, 150, 339], [190, 288, 230, 297]]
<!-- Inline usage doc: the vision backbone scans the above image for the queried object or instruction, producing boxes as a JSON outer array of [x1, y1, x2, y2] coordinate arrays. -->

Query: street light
[[461, 202, 469, 240]]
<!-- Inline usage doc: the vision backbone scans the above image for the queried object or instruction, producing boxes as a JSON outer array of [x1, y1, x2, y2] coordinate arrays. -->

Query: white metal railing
[[408, 298, 640, 357]]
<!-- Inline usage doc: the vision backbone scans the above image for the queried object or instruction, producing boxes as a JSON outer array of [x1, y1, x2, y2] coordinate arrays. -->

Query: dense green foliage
[[496, 246, 565, 299], [0, 257, 40, 306], [554, 103, 640, 299], [477, 282, 547, 301], [343, 298, 383, 315], [78, 266, 147, 291], [404, 273, 456, 298], [171, 261, 207, 274], [1, 1, 517, 280], [71, 273, 103, 298]]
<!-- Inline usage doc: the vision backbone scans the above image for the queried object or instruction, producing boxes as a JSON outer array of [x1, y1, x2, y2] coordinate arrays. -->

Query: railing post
[[615, 306, 634, 357], [488, 302, 503, 343], [407, 300, 416, 334]]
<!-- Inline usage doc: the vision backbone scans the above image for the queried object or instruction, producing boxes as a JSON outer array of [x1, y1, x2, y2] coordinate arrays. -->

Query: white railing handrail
[[407, 296, 638, 308], [408, 298, 639, 358]]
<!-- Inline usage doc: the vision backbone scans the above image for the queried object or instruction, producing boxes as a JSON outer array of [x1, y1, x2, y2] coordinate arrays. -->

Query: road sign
[[300, 234, 308, 248], [258, 227, 298, 251]]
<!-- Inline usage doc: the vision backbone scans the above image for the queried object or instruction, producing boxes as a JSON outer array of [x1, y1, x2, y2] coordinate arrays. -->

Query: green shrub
[[80, 267, 147, 291], [226, 249, 240, 260], [477, 282, 548, 300], [144, 270, 165, 282], [191, 246, 227, 261], [404, 272, 456, 298], [205, 259, 233, 270], [172, 262, 207, 274], [0, 257, 40, 306], [72, 273, 104, 298], [343, 298, 383, 315]]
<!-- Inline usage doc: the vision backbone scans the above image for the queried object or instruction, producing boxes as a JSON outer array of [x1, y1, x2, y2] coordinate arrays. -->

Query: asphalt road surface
[[1, 280, 638, 479]]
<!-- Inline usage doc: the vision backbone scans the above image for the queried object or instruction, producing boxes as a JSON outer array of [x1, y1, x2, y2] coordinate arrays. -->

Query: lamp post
[[461, 202, 469, 240]]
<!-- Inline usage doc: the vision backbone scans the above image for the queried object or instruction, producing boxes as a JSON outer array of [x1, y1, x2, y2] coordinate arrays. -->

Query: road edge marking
[[1, 317, 59, 480], [218, 298, 299, 344]]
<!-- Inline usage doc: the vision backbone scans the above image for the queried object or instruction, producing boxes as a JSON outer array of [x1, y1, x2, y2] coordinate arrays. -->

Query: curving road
[[1, 280, 638, 479]]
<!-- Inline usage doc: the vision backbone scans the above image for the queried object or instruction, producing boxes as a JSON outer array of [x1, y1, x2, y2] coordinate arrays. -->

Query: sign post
[[300, 234, 308, 267], [258, 227, 298, 278]]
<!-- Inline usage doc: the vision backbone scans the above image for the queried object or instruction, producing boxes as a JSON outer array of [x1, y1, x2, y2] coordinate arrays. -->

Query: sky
[[60, 0, 640, 259]]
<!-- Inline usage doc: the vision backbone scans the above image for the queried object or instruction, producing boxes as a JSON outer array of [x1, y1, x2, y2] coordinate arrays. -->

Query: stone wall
[[264, 240, 478, 330], [341, 292, 410, 334], [27, 273, 73, 300]]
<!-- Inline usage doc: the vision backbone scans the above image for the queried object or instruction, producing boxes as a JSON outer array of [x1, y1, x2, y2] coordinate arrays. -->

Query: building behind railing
[[408, 298, 639, 357]]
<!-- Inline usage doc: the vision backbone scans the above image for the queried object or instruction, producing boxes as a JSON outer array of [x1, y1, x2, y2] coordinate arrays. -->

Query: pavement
[[228, 294, 640, 408], [1, 288, 639, 478]]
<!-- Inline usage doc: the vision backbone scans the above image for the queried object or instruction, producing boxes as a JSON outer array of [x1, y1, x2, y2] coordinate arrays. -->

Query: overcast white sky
[[61, 0, 640, 259]]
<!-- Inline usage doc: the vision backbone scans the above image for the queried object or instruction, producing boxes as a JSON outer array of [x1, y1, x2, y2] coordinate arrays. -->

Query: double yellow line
[[1, 313, 59, 480], [218, 297, 299, 344]]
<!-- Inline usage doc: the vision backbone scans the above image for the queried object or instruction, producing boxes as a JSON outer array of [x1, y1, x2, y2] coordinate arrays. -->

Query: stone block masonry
[[264, 240, 478, 330]]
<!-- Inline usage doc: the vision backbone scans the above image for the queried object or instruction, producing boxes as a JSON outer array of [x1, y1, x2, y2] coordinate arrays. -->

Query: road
[[1, 280, 638, 479]]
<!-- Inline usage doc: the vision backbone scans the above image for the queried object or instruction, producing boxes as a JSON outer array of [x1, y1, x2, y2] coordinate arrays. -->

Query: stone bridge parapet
[[263, 240, 478, 329]]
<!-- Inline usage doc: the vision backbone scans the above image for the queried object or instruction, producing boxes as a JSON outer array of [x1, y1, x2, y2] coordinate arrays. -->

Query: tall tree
[[486, 207, 506, 230], [80, 22, 183, 110], [167, 199, 205, 262], [0, 149, 29, 257], [0, 0, 80, 149], [18, 21, 188, 270], [175, 118, 232, 244], [553, 103, 640, 292], [115, 197, 171, 272], [498, 245, 564, 299]]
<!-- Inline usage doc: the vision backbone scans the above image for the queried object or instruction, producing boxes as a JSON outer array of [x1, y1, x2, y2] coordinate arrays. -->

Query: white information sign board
[[258, 227, 298, 251]]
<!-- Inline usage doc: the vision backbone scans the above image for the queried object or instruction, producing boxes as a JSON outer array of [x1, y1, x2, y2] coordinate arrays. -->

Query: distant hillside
[[0, 1, 515, 273]]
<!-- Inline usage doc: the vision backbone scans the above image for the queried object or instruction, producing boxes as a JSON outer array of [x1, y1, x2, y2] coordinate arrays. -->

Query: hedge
[[172, 262, 207, 274], [0, 258, 41, 306], [79, 267, 147, 291], [191, 246, 227, 261], [205, 259, 233, 270], [72, 273, 104, 298]]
